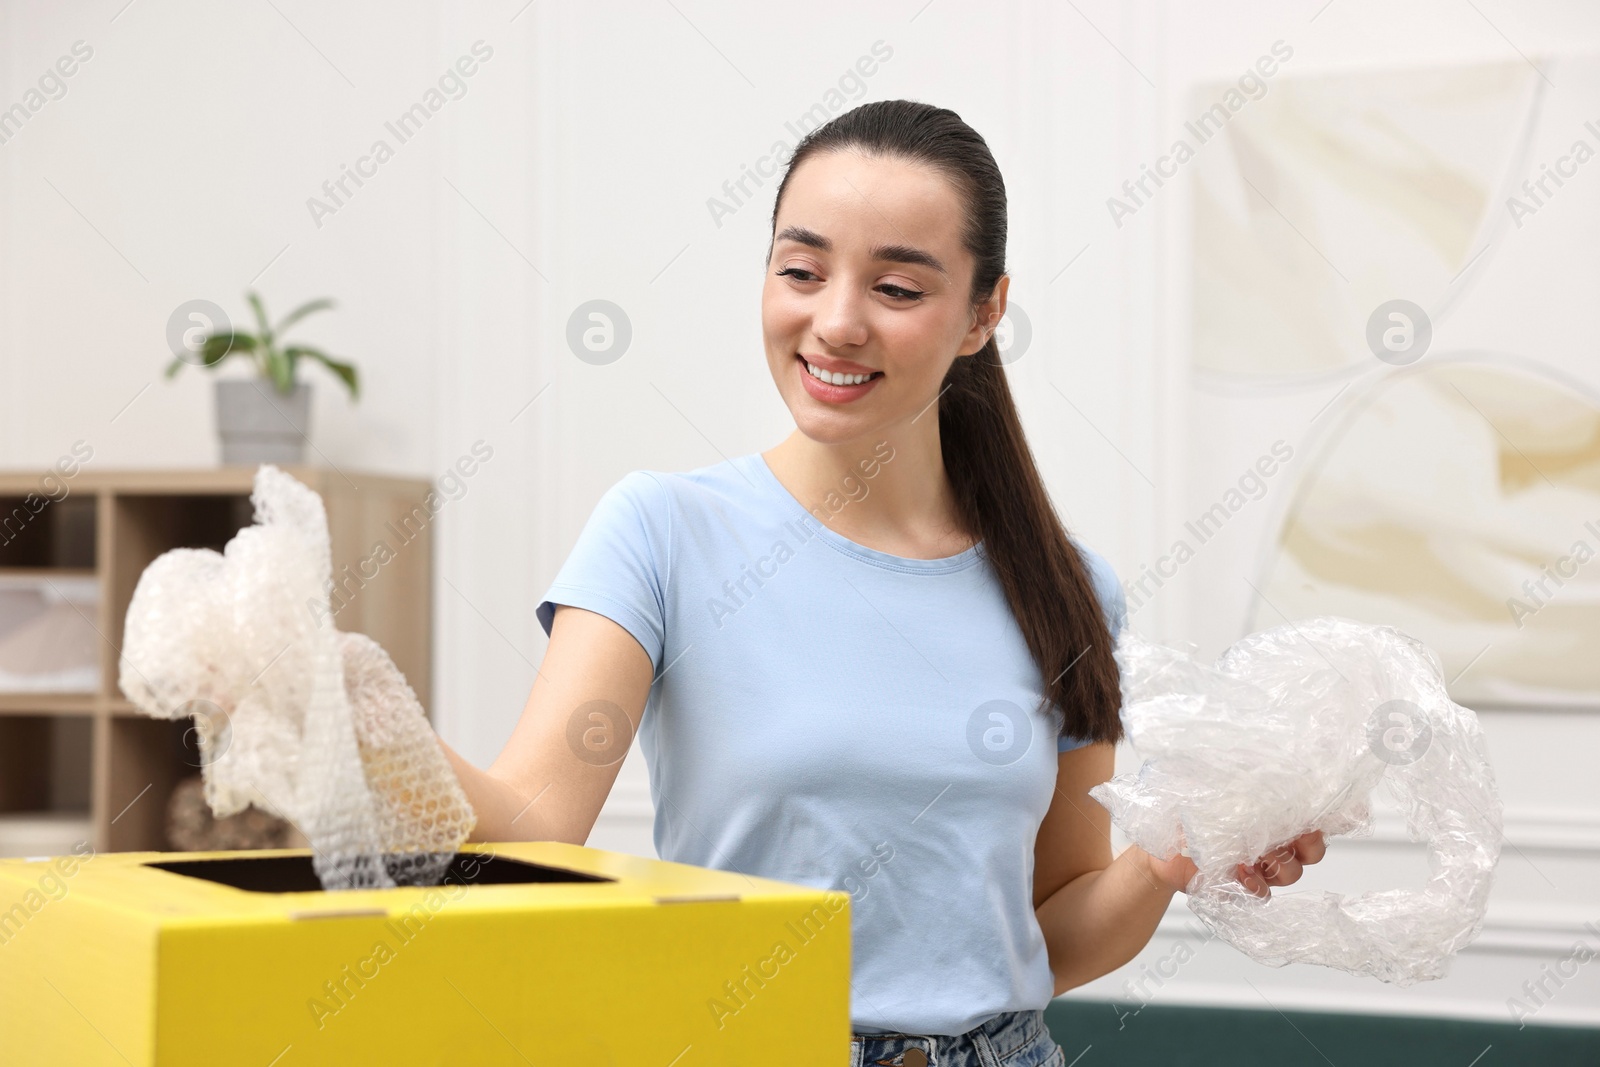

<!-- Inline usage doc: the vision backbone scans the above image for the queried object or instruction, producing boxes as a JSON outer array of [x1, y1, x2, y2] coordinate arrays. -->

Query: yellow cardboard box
[[0, 842, 851, 1065]]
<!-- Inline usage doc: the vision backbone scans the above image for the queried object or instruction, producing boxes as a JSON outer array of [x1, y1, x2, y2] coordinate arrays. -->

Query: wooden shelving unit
[[0, 466, 435, 856]]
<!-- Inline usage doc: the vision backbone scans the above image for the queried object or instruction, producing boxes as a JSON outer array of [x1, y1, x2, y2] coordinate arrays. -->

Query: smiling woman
[[758, 104, 1123, 736], [431, 98, 1326, 1064]]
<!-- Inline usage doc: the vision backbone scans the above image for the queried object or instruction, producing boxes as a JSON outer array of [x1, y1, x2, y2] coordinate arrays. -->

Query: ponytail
[[940, 345, 1123, 744]]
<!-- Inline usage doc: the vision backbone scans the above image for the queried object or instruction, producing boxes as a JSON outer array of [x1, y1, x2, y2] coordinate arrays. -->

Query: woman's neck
[[761, 426, 976, 560]]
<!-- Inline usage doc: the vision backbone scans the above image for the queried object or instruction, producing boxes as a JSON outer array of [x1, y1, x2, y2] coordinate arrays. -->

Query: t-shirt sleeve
[[1085, 543, 1128, 644], [1057, 541, 1128, 753], [535, 471, 670, 673]]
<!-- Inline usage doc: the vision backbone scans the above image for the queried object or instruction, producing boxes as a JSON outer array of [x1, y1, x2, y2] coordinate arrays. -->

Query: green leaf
[[265, 348, 294, 393], [289, 346, 360, 400], [164, 357, 185, 379], [199, 331, 257, 366], [245, 291, 273, 346], [274, 298, 334, 337]]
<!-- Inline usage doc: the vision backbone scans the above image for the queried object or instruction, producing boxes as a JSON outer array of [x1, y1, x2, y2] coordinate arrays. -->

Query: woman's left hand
[[1144, 830, 1328, 896]]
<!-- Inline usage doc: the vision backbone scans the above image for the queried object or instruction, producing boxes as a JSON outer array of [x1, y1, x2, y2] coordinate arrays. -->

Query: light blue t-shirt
[[535, 451, 1127, 1036]]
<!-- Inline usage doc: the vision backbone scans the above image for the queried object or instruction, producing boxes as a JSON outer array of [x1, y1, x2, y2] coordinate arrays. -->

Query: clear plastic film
[[1090, 616, 1503, 984], [118, 465, 475, 890]]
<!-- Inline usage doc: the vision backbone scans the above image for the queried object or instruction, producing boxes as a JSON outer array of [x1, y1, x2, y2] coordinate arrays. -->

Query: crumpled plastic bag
[[118, 465, 475, 890], [1090, 616, 1502, 984]]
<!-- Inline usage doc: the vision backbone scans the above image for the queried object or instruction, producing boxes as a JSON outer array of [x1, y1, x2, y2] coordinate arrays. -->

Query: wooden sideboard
[[0, 466, 435, 855]]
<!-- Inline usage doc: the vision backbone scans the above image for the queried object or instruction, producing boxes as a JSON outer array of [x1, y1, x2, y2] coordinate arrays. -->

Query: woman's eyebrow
[[774, 225, 947, 276]]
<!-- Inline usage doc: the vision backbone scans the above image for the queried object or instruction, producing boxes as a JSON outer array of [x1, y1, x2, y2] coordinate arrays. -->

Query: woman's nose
[[813, 282, 869, 349]]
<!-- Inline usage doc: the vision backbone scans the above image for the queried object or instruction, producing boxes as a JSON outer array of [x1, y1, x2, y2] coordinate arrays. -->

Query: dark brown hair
[[768, 98, 1123, 746]]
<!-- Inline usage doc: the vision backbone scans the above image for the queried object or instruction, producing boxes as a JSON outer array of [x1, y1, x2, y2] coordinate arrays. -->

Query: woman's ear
[[958, 274, 1009, 357]]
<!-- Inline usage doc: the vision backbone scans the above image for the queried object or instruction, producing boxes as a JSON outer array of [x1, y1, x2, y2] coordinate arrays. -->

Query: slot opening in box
[[145, 852, 617, 892]]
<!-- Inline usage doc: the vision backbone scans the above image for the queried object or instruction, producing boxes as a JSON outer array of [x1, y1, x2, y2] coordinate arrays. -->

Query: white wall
[[0, 0, 1593, 1030], [1068, 0, 1600, 1031]]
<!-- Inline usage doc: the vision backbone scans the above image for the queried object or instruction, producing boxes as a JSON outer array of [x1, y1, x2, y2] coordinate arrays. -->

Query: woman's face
[[763, 149, 1003, 447]]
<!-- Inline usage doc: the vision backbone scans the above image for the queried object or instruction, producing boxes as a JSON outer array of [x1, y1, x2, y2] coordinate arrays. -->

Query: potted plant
[[166, 291, 359, 465]]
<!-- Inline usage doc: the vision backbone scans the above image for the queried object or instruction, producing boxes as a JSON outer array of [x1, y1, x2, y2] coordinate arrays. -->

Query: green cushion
[[1045, 999, 1600, 1066]]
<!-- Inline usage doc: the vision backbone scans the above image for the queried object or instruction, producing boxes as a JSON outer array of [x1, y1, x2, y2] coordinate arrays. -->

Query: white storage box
[[0, 574, 99, 693], [0, 812, 93, 858]]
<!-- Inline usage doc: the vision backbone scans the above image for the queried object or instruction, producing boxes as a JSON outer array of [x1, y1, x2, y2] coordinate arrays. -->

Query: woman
[[436, 98, 1326, 1065]]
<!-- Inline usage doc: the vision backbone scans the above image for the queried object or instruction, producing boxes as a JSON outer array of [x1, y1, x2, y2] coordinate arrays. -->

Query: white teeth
[[804, 360, 875, 386]]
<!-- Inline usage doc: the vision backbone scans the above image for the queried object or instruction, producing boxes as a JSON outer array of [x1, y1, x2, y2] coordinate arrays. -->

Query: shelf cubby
[[0, 713, 92, 856]]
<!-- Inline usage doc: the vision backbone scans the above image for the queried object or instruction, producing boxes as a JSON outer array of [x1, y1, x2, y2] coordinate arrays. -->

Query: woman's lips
[[796, 354, 882, 404]]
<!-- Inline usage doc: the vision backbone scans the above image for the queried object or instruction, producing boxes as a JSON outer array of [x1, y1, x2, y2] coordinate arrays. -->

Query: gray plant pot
[[214, 380, 311, 466]]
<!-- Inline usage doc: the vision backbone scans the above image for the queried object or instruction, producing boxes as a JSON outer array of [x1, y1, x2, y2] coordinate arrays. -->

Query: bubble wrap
[[1090, 616, 1502, 984], [118, 465, 475, 890]]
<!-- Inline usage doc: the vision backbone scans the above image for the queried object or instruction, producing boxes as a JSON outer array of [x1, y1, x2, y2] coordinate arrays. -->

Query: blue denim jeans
[[849, 1008, 1066, 1067]]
